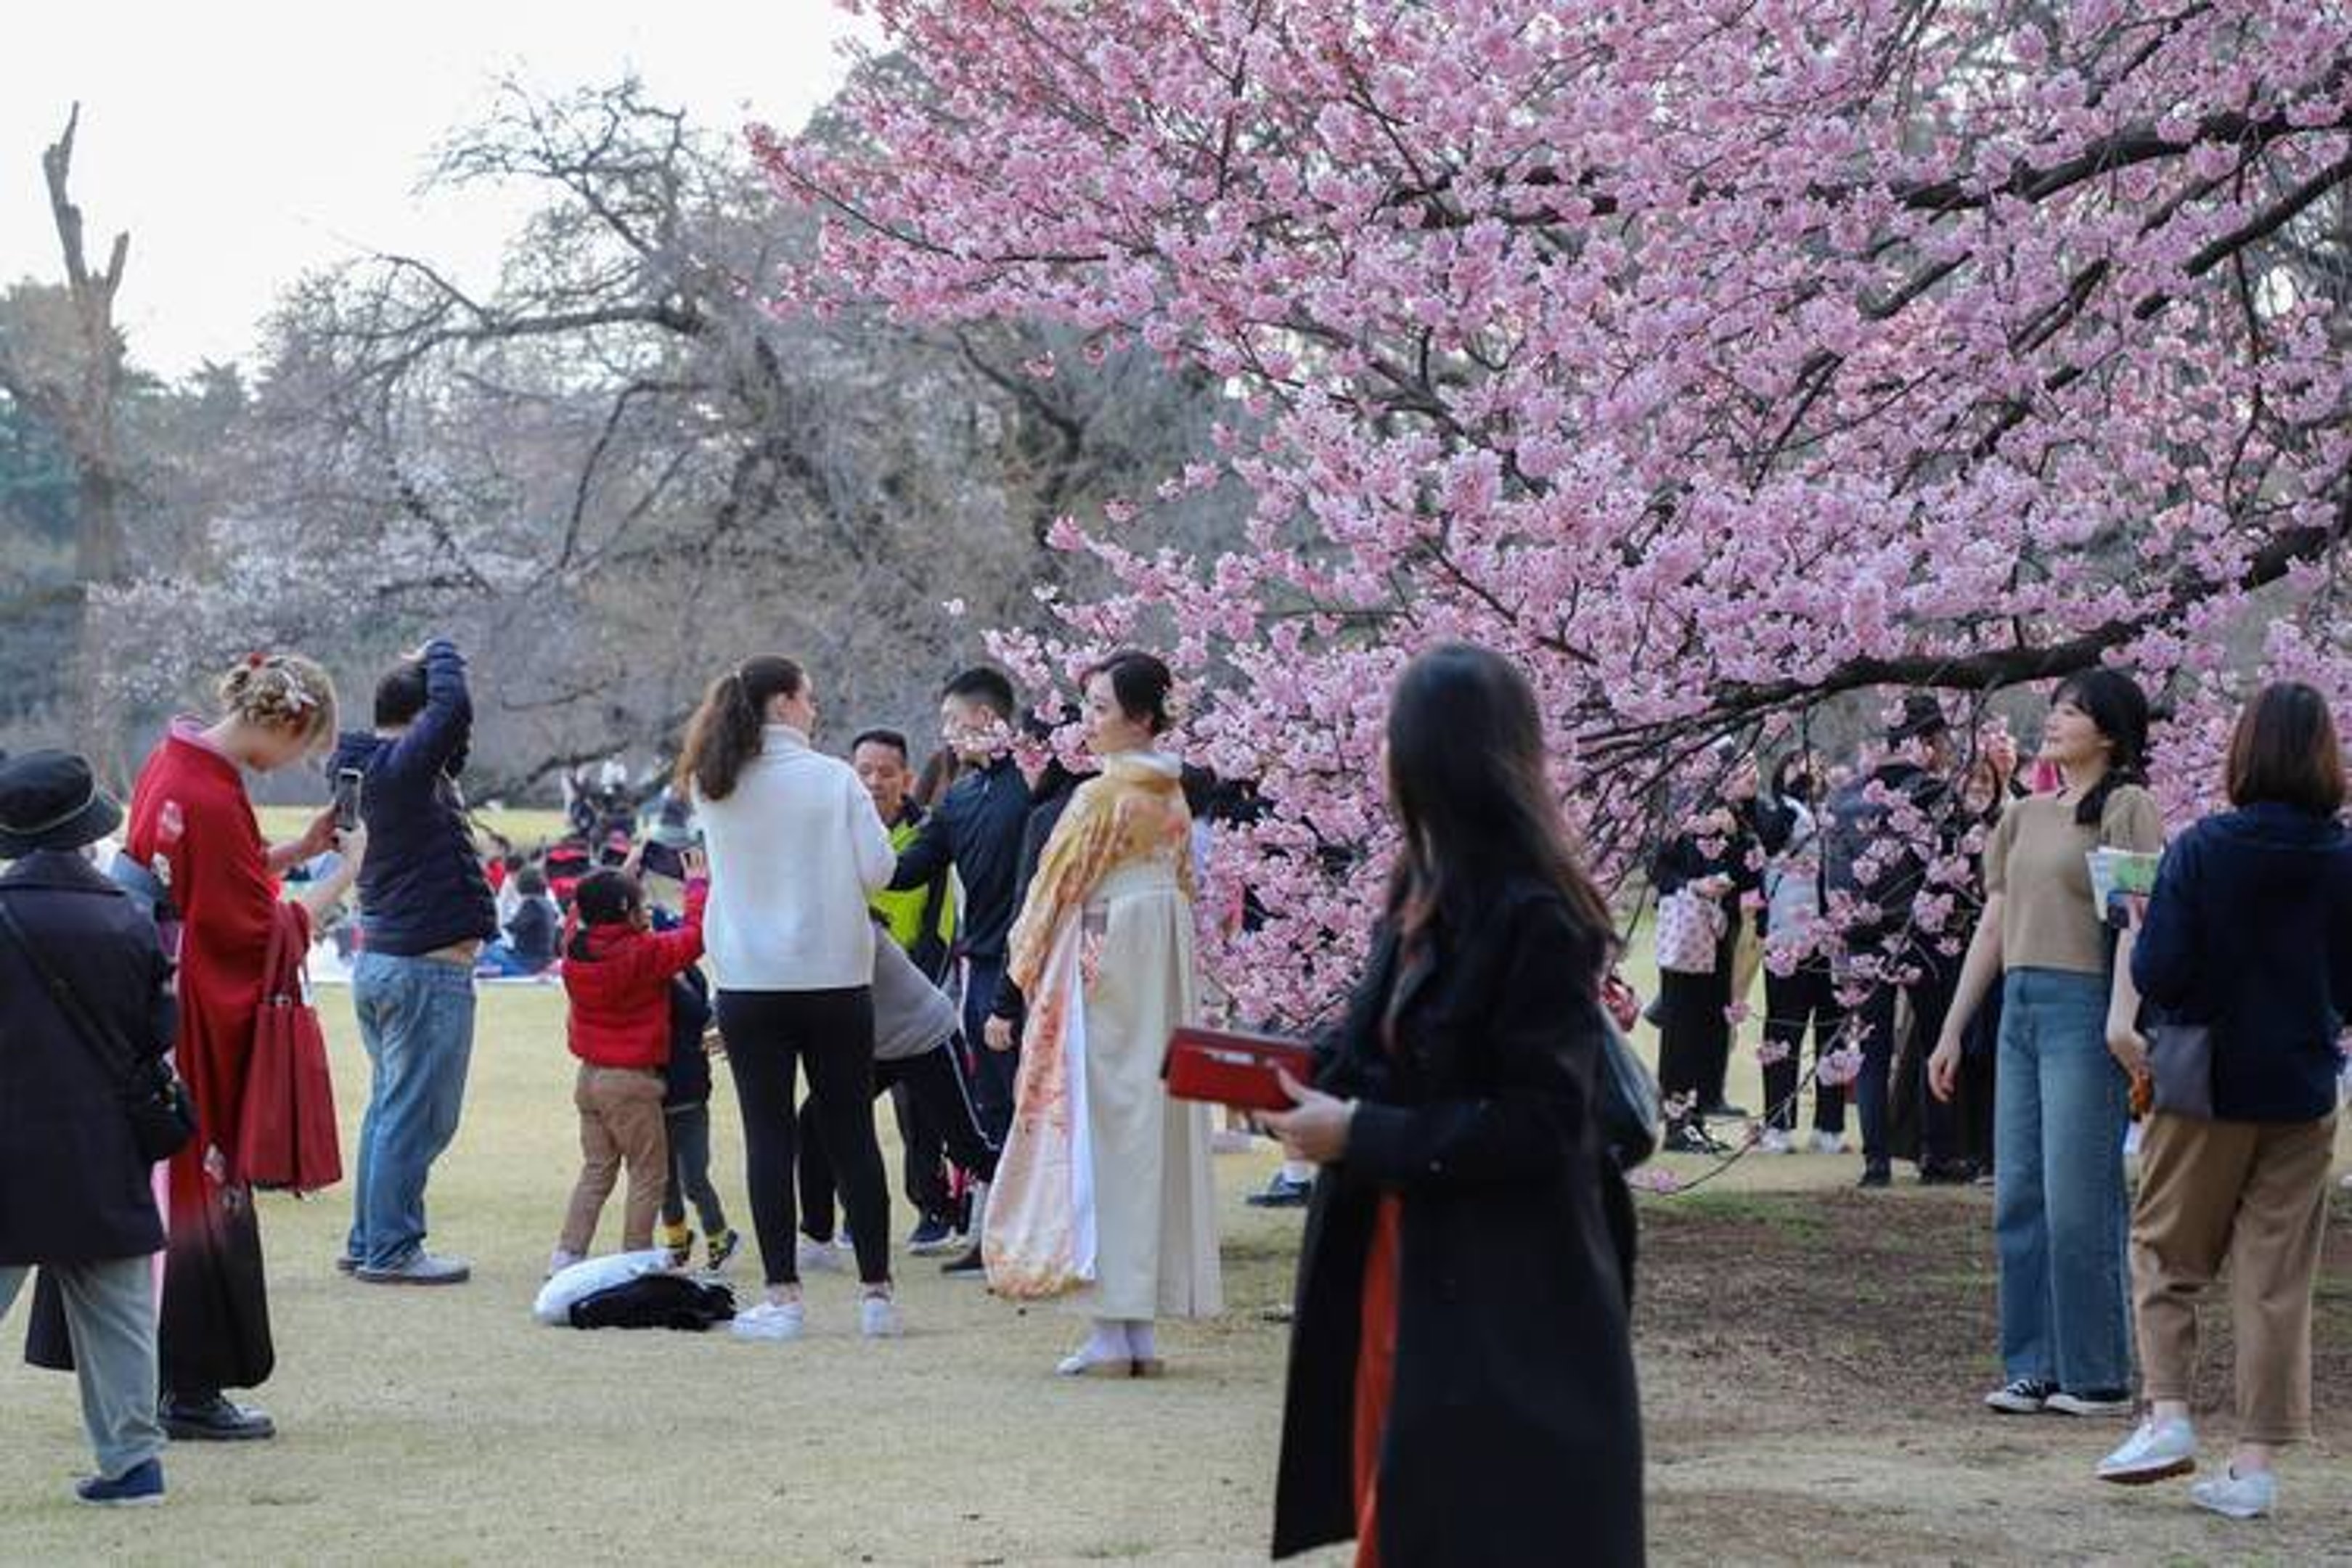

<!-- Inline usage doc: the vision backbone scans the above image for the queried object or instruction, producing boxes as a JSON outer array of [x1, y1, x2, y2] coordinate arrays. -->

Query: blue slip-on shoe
[[75, 1458, 165, 1508]]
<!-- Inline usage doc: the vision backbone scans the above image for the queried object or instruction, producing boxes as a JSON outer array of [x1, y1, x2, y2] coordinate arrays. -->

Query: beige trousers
[[2131, 1110, 2337, 1442], [559, 1063, 671, 1256]]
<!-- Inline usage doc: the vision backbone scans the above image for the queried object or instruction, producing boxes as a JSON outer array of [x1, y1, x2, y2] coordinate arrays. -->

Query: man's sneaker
[[1755, 1127, 1794, 1156], [941, 1243, 985, 1277], [660, 1223, 695, 1268], [2046, 1388, 2134, 1418], [1856, 1163, 1892, 1190], [1246, 1172, 1314, 1208], [75, 1458, 164, 1508], [2096, 1416, 2198, 1484], [706, 1228, 740, 1273], [859, 1294, 903, 1339], [2190, 1466, 2277, 1520], [730, 1299, 805, 1342], [354, 1251, 471, 1286], [160, 1393, 275, 1442], [334, 1253, 360, 1276], [796, 1236, 846, 1275], [1808, 1130, 1847, 1156], [1984, 1378, 2058, 1414], [1919, 1159, 1980, 1186], [907, 1215, 960, 1255], [1663, 1123, 1720, 1156]]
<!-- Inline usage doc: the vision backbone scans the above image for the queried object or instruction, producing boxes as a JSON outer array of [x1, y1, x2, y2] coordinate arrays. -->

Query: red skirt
[[1353, 1194, 1402, 1568]]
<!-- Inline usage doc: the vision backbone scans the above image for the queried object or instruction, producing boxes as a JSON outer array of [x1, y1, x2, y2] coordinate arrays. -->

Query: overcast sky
[[1, 1, 871, 377]]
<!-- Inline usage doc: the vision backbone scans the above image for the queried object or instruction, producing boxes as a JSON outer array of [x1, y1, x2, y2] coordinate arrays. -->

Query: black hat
[[0, 751, 123, 858], [1887, 693, 1950, 744]]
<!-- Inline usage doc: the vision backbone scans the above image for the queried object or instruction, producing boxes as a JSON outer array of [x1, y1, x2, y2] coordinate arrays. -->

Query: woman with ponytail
[[676, 656, 902, 1342], [1930, 668, 2165, 1419]]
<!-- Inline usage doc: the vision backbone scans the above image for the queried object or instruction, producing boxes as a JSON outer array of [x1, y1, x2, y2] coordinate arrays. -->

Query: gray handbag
[[2147, 1022, 2214, 1120]]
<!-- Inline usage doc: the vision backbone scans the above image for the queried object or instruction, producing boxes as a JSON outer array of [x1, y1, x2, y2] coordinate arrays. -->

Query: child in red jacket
[[549, 853, 708, 1275]]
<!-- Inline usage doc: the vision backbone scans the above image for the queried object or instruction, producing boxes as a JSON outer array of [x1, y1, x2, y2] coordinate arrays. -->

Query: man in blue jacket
[[889, 666, 1034, 1143], [331, 640, 498, 1285]]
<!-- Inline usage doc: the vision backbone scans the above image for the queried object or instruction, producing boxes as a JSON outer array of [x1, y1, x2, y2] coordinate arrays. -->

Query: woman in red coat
[[127, 653, 360, 1442]]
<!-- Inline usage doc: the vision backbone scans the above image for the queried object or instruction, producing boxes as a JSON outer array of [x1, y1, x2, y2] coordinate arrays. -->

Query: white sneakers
[[2190, 1468, 2277, 1520], [1755, 1127, 1794, 1155], [859, 1294, 903, 1339], [730, 1299, 805, 1342], [1808, 1130, 1847, 1156], [729, 1293, 903, 1341], [2097, 1417, 2279, 1521], [2096, 1416, 2197, 1484]]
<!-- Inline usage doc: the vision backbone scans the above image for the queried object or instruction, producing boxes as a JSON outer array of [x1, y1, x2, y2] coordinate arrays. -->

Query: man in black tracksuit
[[888, 668, 1033, 1143]]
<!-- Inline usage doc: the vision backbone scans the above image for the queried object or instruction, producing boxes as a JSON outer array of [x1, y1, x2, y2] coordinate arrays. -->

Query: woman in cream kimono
[[983, 650, 1222, 1375]]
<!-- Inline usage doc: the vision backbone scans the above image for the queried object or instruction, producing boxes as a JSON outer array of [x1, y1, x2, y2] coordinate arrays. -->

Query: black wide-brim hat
[[0, 749, 124, 858]]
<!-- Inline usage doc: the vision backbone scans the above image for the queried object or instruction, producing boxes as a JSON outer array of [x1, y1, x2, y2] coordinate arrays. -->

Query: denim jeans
[[1, 1257, 166, 1480], [1993, 967, 2133, 1393], [347, 952, 478, 1269]]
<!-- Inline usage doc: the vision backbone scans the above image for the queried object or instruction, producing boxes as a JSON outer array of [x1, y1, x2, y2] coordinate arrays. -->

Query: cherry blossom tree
[[758, 1, 2352, 1021]]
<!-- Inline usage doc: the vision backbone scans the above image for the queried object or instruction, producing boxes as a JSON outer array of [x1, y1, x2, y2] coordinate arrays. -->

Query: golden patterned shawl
[[985, 752, 1193, 1299]]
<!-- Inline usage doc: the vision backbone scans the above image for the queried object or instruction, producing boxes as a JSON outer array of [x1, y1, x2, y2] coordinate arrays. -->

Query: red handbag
[[1161, 1026, 1316, 1113], [235, 902, 343, 1193]]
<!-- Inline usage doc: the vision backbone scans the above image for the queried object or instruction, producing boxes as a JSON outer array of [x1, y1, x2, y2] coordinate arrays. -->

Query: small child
[[656, 926, 738, 1272], [549, 855, 707, 1275]]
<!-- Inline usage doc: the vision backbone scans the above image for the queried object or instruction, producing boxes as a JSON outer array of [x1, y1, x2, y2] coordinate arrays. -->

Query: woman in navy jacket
[[2097, 682, 2352, 1520]]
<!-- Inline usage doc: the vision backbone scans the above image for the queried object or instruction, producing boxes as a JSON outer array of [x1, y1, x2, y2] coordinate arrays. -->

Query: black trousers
[[892, 1081, 953, 1225], [1853, 959, 1960, 1169], [1657, 935, 1734, 1130], [961, 954, 1018, 1143], [1760, 957, 1847, 1134], [1959, 968, 2003, 1171], [716, 987, 891, 1288], [799, 1040, 1000, 1243]]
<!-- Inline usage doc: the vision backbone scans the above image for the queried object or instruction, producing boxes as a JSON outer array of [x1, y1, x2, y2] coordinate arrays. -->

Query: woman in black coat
[[0, 751, 177, 1503], [1264, 645, 1643, 1568]]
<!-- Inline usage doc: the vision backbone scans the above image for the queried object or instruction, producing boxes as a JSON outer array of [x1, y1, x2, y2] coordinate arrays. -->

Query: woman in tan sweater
[[1930, 669, 2164, 1419]]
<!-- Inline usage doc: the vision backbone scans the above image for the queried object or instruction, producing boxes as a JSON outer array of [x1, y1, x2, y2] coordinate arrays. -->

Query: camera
[[639, 838, 694, 881]]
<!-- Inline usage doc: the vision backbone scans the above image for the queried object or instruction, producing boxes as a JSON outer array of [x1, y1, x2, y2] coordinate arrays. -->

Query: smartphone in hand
[[332, 768, 365, 833]]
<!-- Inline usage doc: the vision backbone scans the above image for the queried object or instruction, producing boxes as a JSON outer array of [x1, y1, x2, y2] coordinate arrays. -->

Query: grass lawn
[[4, 984, 2348, 1564]]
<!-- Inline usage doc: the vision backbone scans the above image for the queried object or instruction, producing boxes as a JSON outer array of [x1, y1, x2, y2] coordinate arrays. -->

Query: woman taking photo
[[1757, 750, 1845, 1154], [1930, 669, 2163, 1418], [2092, 682, 2352, 1520], [1651, 754, 1759, 1152], [1265, 642, 1642, 1568], [36, 655, 363, 1442], [679, 656, 902, 1342], [984, 650, 1221, 1375]]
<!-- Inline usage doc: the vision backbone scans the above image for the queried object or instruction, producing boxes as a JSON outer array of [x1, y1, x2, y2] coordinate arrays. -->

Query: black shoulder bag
[[0, 894, 197, 1162]]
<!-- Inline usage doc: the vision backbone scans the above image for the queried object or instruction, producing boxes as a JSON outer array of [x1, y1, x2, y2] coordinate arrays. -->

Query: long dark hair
[[1384, 643, 1615, 957], [2051, 667, 2150, 826], [674, 655, 805, 802]]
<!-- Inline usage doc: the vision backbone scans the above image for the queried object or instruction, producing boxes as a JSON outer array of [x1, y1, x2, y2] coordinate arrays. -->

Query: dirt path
[[1638, 1190, 2352, 1566]]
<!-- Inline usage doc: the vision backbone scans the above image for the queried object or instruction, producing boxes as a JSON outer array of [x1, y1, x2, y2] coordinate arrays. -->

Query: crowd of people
[[1650, 669, 2351, 1523], [2, 634, 2345, 1559]]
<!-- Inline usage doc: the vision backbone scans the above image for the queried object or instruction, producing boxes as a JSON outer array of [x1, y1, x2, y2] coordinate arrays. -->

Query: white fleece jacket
[[695, 725, 895, 990]]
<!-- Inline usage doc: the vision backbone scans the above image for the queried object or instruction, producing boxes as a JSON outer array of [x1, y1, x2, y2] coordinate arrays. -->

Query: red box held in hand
[[1161, 1026, 1316, 1113]]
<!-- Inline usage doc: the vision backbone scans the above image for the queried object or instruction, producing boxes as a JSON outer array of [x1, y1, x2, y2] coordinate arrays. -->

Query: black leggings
[[717, 987, 891, 1288], [1656, 935, 1734, 1129], [799, 1040, 1000, 1243], [1760, 958, 1847, 1134]]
